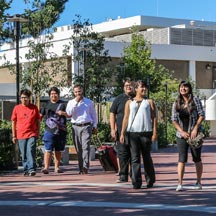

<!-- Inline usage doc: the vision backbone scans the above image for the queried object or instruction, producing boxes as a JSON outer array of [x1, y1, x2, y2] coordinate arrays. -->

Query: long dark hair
[[175, 81, 194, 112]]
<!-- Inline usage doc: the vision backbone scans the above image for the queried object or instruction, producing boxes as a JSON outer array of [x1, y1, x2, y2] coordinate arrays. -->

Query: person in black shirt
[[110, 78, 134, 182], [40, 87, 67, 174]]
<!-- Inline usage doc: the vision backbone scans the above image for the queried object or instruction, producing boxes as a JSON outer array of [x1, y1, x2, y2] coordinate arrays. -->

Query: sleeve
[[90, 101, 98, 128], [194, 97, 205, 117], [35, 106, 41, 120], [66, 100, 73, 116], [110, 96, 119, 114], [40, 105, 46, 116], [11, 106, 17, 121], [171, 102, 178, 122]]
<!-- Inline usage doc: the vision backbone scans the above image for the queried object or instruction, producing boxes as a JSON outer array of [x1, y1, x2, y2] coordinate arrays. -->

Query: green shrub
[[0, 121, 17, 170]]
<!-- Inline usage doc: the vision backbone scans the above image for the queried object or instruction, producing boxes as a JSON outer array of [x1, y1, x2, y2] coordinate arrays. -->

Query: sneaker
[[23, 171, 29, 176], [29, 171, 36, 176], [176, 184, 183, 191], [116, 179, 128, 183], [193, 183, 202, 190]]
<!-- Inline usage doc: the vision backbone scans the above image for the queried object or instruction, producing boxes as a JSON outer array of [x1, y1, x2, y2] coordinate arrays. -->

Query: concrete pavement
[[0, 138, 216, 216]]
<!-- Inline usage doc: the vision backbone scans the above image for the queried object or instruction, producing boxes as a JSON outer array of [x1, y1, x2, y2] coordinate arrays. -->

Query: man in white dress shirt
[[66, 84, 97, 174]]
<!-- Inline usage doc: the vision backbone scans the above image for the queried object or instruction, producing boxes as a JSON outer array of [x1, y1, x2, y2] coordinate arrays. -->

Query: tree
[[0, 0, 12, 42], [63, 15, 112, 102], [22, 34, 69, 108], [1, 0, 69, 107], [114, 28, 174, 95]]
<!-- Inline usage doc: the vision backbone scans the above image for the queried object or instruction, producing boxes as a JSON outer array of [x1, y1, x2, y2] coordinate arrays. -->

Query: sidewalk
[[0, 139, 216, 216]]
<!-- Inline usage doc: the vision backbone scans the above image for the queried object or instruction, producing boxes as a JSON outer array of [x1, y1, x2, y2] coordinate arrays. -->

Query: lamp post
[[119, 62, 125, 77], [7, 14, 28, 104], [146, 76, 150, 98], [164, 82, 168, 145]]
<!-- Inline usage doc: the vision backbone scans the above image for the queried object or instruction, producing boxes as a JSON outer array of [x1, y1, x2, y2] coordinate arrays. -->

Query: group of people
[[11, 84, 97, 176], [11, 79, 205, 191], [110, 79, 205, 191]]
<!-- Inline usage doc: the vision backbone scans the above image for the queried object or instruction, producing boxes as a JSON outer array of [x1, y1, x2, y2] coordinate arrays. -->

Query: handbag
[[187, 132, 204, 149], [46, 103, 66, 133], [187, 114, 204, 149]]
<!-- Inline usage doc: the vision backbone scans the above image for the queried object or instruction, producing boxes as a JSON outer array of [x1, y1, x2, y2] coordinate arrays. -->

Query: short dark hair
[[48, 87, 60, 96], [73, 84, 83, 89], [20, 89, 32, 97], [122, 77, 133, 87]]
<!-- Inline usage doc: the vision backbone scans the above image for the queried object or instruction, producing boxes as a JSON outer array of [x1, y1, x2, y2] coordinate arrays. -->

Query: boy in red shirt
[[11, 89, 41, 176]]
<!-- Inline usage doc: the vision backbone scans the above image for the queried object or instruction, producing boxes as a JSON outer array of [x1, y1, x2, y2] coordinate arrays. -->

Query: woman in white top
[[120, 80, 157, 189]]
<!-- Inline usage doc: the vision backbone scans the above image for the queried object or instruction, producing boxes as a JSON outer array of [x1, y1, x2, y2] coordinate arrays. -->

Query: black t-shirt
[[110, 93, 132, 136], [40, 100, 67, 134]]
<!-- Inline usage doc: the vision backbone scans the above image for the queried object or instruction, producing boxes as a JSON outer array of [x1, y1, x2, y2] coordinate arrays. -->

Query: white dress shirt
[[66, 97, 97, 128]]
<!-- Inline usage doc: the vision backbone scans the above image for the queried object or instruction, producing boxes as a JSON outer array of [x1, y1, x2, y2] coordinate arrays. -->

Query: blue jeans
[[18, 137, 37, 172]]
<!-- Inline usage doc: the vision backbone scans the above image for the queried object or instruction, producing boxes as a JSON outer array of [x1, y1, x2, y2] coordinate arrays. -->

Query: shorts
[[177, 137, 202, 163], [42, 130, 66, 152]]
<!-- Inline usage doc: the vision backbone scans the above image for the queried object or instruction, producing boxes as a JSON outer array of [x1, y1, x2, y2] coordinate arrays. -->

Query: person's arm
[[110, 112, 117, 141], [120, 100, 130, 144], [149, 99, 157, 142], [190, 97, 205, 139], [57, 101, 72, 118], [11, 120, 17, 144], [171, 102, 190, 139]]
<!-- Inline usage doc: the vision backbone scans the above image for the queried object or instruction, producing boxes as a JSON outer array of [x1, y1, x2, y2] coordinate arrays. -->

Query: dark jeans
[[130, 132, 155, 188], [117, 141, 131, 181]]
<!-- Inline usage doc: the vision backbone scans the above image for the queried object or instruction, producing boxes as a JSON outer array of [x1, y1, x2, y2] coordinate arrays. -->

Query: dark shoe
[[133, 184, 142, 189], [147, 183, 154, 188], [23, 171, 29, 176], [82, 167, 88, 174], [41, 168, 49, 174], [29, 170, 36, 176]]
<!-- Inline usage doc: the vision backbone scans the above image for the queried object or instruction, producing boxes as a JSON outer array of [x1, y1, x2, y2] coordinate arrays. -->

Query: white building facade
[[1, 15, 216, 127]]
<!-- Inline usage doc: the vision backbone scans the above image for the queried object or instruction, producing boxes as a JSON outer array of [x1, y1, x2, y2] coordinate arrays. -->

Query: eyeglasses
[[20, 97, 29, 99], [124, 84, 132, 88]]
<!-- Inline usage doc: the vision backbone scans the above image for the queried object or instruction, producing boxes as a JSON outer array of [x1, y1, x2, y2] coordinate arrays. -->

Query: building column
[[189, 60, 196, 82]]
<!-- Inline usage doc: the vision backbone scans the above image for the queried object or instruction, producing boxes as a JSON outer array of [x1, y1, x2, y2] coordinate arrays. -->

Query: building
[[1, 15, 216, 131]]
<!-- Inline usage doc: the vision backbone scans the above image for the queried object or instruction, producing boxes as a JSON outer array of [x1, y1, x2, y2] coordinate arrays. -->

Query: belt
[[72, 122, 92, 127]]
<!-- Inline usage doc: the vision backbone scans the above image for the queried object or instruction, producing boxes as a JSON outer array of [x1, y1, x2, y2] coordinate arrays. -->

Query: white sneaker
[[176, 184, 183, 191], [193, 183, 202, 190]]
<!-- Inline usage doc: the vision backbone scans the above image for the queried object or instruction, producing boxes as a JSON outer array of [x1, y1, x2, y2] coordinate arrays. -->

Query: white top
[[127, 99, 152, 132], [66, 97, 97, 128]]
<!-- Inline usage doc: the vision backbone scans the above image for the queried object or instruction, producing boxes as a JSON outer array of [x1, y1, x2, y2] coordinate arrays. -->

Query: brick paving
[[0, 139, 216, 216]]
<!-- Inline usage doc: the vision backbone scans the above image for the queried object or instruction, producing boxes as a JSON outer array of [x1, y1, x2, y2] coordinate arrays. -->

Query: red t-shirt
[[11, 104, 41, 139]]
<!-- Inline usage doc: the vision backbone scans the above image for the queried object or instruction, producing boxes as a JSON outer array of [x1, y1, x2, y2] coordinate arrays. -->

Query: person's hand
[[12, 137, 17, 144], [152, 134, 157, 142], [111, 129, 117, 141], [92, 127, 98, 135], [119, 134, 124, 144], [180, 131, 190, 139], [190, 128, 198, 139]]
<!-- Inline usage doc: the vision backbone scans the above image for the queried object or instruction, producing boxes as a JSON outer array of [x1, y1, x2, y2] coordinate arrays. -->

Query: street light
[[164, 82, 168, 145], [7, 14, 28, 104]]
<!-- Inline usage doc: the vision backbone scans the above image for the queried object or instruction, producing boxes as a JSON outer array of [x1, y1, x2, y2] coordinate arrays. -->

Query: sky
[[7, 0, 216, 27]]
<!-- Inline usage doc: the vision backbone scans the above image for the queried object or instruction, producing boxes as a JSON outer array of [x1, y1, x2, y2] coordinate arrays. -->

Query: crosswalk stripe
[[0, 200, 216, 213]]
